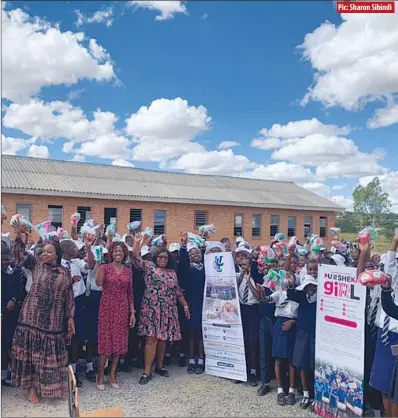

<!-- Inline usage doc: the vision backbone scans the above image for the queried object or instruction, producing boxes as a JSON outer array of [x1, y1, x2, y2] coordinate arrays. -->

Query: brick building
[[1, 155, 342, 245]]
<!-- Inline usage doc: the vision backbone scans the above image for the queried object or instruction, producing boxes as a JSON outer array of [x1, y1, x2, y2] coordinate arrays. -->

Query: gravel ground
[[2, 367, 315, 417]]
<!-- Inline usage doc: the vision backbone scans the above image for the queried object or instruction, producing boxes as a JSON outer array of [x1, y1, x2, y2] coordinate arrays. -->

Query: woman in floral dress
[[11, 241, 75, 404], [132, 233, 190, 385]]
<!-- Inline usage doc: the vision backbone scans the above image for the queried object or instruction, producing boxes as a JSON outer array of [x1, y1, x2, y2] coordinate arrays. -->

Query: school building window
[[16, 203, 32, 221], [270, 215, 279, 236], [288, 216, 296, 237], [194, 210, 208, 229], [304, 215, 313, 237], [104, 208, 117, 229], [154, 210, 166, 235], [130, 208, 142, 223], [320, 216, 327, 238], [234, 214, 243, 237], [252, 215, 261, 237], [48, 205, 63, 229], [77, 206, 91, 229]]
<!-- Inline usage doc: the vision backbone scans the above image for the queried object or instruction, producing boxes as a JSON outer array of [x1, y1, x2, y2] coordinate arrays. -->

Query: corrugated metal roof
[[1, 155, 342, 211]]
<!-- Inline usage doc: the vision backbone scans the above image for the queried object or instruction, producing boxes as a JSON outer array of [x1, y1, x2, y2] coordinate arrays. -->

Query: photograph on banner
[[202, 252, 247, 382], [204, 276, 239, 323], [315, 264, 365, 418]]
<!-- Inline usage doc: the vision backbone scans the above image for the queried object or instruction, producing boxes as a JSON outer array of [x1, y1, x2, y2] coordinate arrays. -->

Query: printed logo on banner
[[213, 256, 224, 272]]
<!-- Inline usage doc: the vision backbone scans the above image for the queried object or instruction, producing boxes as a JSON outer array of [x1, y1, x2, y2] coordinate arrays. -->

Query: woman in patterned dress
[[11, 242, 75, 404], [132, 233, 190, 385], [96, 242, 135, 390]]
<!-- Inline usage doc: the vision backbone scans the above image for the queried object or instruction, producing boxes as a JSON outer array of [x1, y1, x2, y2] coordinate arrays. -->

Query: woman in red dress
[[96, 242, 135, 390]]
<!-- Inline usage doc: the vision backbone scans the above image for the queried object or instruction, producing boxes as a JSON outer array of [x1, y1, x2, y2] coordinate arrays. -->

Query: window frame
[[130, 208, 143, 223], [270, 215, 279, 237], [154, 209, 166, 235], [104, 207, 117, 229], [48, 204, 63, 229], [77, 206, 91, 229], [320, 216, 327, 238], [288, 216, 296, 237], [194, 210, 208, 230], [304, 215, 313, 238], [234, 213, 244, 237], [16, 203, 32, 222], [251, 214, 261, 238]]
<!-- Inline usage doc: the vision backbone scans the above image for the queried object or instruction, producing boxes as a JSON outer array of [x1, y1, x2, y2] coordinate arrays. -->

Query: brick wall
[[1, 193, 336, 246]]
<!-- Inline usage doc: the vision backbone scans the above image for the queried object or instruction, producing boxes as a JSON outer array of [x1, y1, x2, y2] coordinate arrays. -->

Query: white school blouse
[[269, 290, 298, 319], [61, 258, 87, 298], [86, 263, 102, 295]]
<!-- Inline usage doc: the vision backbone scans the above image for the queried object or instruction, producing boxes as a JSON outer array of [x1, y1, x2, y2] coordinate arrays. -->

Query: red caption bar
[[336, 1, 395, 13]]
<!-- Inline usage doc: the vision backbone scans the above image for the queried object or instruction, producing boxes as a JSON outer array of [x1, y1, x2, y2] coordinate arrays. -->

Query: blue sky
[[2, 1, 398, 211]]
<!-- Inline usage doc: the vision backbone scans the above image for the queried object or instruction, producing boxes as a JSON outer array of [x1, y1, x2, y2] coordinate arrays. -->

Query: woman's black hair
[[151, 246, 176, 270], [44, 240, 63, 266]]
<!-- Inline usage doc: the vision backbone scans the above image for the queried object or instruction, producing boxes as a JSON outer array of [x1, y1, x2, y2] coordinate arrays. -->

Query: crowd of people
[[1, 204, 398, 418]]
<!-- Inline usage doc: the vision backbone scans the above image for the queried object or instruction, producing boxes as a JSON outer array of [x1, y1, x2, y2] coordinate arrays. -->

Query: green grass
[[340, 232, 391, 255]]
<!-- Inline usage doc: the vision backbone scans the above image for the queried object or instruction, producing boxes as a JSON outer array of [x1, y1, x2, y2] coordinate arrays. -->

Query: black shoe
[[308, 400, 315, 413], [232, 379, 241, 384], [257, 383, 270, 396], [300, 396, 311, 409], [178, 356, 186, 367], [285, 392, 296, 405], [139, 373, 152, 385], [195, 364, 205, 375], [1, 379, 12, 387], [277, 392, 286, 406], [85, 369, 96, 383], [155, 367, 169, 377], [75, 374, 83, 388], [163, 355, 172, 366], [187, 363, 196, 374], [248, 373, 258, 387]]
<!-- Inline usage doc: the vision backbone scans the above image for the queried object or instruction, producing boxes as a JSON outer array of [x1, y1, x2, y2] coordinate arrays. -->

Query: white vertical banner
[[202, 252, 247, 382], [315, 264, 365, 418]]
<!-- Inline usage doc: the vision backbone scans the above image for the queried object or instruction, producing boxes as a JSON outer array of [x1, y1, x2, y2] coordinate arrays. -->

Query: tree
[[352, 177, 392, 227]]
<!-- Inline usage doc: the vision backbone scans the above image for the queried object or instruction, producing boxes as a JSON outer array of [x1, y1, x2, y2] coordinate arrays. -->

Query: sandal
[[155, 367, 169, 377], [28, 388, 40, 404], [109, 375, 120, 389], [139, 373, 152, 385], [96, 375, 105, 391]]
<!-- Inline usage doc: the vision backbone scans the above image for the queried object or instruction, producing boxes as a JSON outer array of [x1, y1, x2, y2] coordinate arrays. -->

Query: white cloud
[[251, 137, 281, 150], [3, 100, 119, 143], [244, 162, 316, 182], [2, 4, 115, 103], [301, 182, 331, 197], [72, 155, 85, 162], [169, 149, 254, 175], [126, 97, 211, 163], [332, 184, 347, 191], [359, 172, 398, 212], [298, 12, 398, 110], [67, 89, 85, 101], [259, 118, 351, 139], [111, 159, 135, 168], [129, 1, 187, 21], [72, 135, 133, 160], [27, 144, 49, 159], [331, 195, 354, 211], [316, 153, 387, 178], [271, 134, 360, 166], [367, 101, 398, 128], [75, 7, 114, 28], [1, 134, 34, 155], [218, 141, 240, 150]]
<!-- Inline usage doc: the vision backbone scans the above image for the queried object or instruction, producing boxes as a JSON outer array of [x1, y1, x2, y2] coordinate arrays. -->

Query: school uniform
[[85, 264, 102, 345], [179, 246, 205, 331], [268, 290, 298, 360], [237, 271, 260, 350], [370, 251, 398, 395], [62, 258, 88, 343], [286, 287, 316, 369], [259, 287, 275, 385]]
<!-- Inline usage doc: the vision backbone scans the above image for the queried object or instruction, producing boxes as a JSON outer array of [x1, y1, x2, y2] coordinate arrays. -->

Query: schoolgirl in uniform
[[369, 234, 398, 418], [286, 274, 318, 410], [261, 279, 298, 405], [179, 237, 206, 374]]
